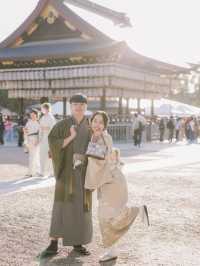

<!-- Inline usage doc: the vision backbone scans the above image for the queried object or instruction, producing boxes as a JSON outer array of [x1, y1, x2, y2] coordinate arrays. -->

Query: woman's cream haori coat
[[85, 132, 139, 247]]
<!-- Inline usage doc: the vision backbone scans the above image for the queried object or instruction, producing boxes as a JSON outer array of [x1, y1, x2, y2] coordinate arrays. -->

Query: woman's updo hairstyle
[[90, 111, 109, 129]]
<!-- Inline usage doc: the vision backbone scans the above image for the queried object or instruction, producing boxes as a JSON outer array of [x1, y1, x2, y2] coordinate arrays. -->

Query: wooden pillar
[[63, 97, 67, 117], [126, 98, 130, 114], [118, 96, 123, 115], [151, 99, 155, 116], [18, 98, 24, 116], [137, 98, 141, 114], [100, 88, 106, 111]]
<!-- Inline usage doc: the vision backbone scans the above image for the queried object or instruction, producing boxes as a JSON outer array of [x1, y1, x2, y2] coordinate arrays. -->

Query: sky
[[0, 0, 200, 66]]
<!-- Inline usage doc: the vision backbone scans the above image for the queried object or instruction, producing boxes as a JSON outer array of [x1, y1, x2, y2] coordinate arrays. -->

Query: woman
[[85, 111, 149, 263], [39, 103, 56, 177], [4, 115, 13, 143], [23, 110, 40, 177], [0, 113, 4, 145]]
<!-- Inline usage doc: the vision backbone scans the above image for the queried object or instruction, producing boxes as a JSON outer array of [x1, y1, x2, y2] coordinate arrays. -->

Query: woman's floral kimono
[[85, 132, 139, 247]]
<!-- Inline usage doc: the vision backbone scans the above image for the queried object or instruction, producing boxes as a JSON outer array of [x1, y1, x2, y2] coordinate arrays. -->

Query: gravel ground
[[0, 143, 200, 266]]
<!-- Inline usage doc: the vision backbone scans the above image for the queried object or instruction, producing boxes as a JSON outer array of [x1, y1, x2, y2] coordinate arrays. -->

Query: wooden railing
[[108, 122, 161, 142]]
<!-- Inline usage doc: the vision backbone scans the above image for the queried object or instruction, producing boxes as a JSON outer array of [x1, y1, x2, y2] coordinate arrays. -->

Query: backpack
[[139, 121, 145, 131]]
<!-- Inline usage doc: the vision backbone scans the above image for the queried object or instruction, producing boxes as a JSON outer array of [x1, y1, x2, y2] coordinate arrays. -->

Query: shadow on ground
[[0, 146, 27, 166], [0, 176, 54, 195], [37, 250, 117, 266]]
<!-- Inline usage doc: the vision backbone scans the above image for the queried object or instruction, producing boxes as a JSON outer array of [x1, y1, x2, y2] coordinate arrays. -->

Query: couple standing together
[[41, 94, 149, 263]]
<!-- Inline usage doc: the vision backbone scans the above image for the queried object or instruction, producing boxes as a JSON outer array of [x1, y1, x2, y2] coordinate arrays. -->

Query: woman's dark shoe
[[73, 245, 91, 256]]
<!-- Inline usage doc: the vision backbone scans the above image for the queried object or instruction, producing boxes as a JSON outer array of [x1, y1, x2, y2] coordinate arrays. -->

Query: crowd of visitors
[[158, 116, 199, 144]]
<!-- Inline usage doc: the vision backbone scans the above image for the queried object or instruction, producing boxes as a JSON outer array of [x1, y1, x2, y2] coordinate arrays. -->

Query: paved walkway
[[0, 141, 200, 265]]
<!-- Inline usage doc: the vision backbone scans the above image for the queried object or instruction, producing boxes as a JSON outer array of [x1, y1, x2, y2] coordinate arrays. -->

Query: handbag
[[86, 135, 107, 160]]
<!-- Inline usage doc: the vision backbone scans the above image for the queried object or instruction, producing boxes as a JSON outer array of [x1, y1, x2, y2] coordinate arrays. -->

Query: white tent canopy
[[131, 98, 200, 116]]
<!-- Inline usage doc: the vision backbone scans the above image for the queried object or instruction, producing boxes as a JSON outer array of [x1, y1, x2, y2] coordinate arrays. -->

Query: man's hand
[[70, 126, 77, 139], [62, 126, 77, 148]]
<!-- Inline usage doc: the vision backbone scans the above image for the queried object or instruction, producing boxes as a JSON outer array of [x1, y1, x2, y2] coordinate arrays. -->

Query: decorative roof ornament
[[63, 0, 132, 27], [47, 11, 57, 24]]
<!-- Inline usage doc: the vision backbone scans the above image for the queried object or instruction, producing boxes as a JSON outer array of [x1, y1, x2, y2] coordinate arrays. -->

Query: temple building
[[0, 0, 188, 115]]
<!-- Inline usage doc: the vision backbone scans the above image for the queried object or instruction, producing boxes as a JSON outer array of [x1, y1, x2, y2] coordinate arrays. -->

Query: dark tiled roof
[[0, 40, 120, 61], [0, 0, 111, 49]]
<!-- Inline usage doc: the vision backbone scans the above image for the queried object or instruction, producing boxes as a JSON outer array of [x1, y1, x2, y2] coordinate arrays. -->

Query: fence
[[108, 122, 161, 142]]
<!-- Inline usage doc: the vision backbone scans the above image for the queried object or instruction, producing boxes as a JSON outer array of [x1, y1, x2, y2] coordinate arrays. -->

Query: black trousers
[[175, 130, 180, 141], [159, 129, 165, 142], [0, 130, 4, 145], [18, 130, 24, 147], [168, 129, 174, 142], [134, 129, 142, 146]]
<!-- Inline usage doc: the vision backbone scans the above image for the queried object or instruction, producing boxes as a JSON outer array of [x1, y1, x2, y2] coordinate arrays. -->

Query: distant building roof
[[0, 0, 189, 74]]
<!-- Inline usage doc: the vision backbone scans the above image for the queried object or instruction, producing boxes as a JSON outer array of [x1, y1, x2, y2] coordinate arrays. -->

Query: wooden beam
[[151, 99, 155, 116], [64, 0, 131, 27], [18, 98, 24, 115], [126, 98, 130, 114], [63, 97, 67, 116], [118, 96, 123, 115], [100, 88, 106, 111], [137, 98, 141, 114]]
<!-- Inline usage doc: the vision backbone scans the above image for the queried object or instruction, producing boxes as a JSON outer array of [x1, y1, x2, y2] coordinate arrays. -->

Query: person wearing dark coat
[[0, 113, 4, 145], [167, 116, 175, 143], [17, 115, 26, 147], [40, 94, 92, 258], [159, 118, 165, 142]]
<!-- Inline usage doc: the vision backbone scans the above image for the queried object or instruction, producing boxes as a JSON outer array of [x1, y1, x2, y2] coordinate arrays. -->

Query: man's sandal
[[73, 246, 91, 256]]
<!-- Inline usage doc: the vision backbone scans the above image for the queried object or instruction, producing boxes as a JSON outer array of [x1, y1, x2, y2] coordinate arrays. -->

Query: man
[[17, 115, 26, 147], [175, 117, 182, 142], [41, 94, 92, 257], [39, 103, 56, 177], [0, 113, 4, 145], [167, 116, 175, 143], [159, 118, 165, 142], [132, 113, 145, 147]]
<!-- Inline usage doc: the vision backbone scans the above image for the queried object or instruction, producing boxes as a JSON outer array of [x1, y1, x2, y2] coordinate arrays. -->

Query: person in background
[[184, 118, 190, 141], [0, 113, 4, 145], [188, 117, 195, 143], [23, 110, 40, 177], [175, 117, 182, 142], [17, 115, 26, 147], [167, 116, 175, 143], [193, 117, 199, 143], [4, 115, 13, 143], [39, 103, 56, 177], [159, 118, 165, 142], [132, 113, 144, 147]]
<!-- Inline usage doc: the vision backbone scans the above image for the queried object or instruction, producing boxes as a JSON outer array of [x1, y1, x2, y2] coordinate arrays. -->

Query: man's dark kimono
[[48, 116, 92, 246]]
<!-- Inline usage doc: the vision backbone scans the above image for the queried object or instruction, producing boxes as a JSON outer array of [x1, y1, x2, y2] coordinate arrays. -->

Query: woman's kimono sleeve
[[85, 133, 114, 190]]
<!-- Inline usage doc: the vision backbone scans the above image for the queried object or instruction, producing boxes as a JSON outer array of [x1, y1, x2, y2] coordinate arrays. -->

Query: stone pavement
[[0, 141, 200, 266]]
